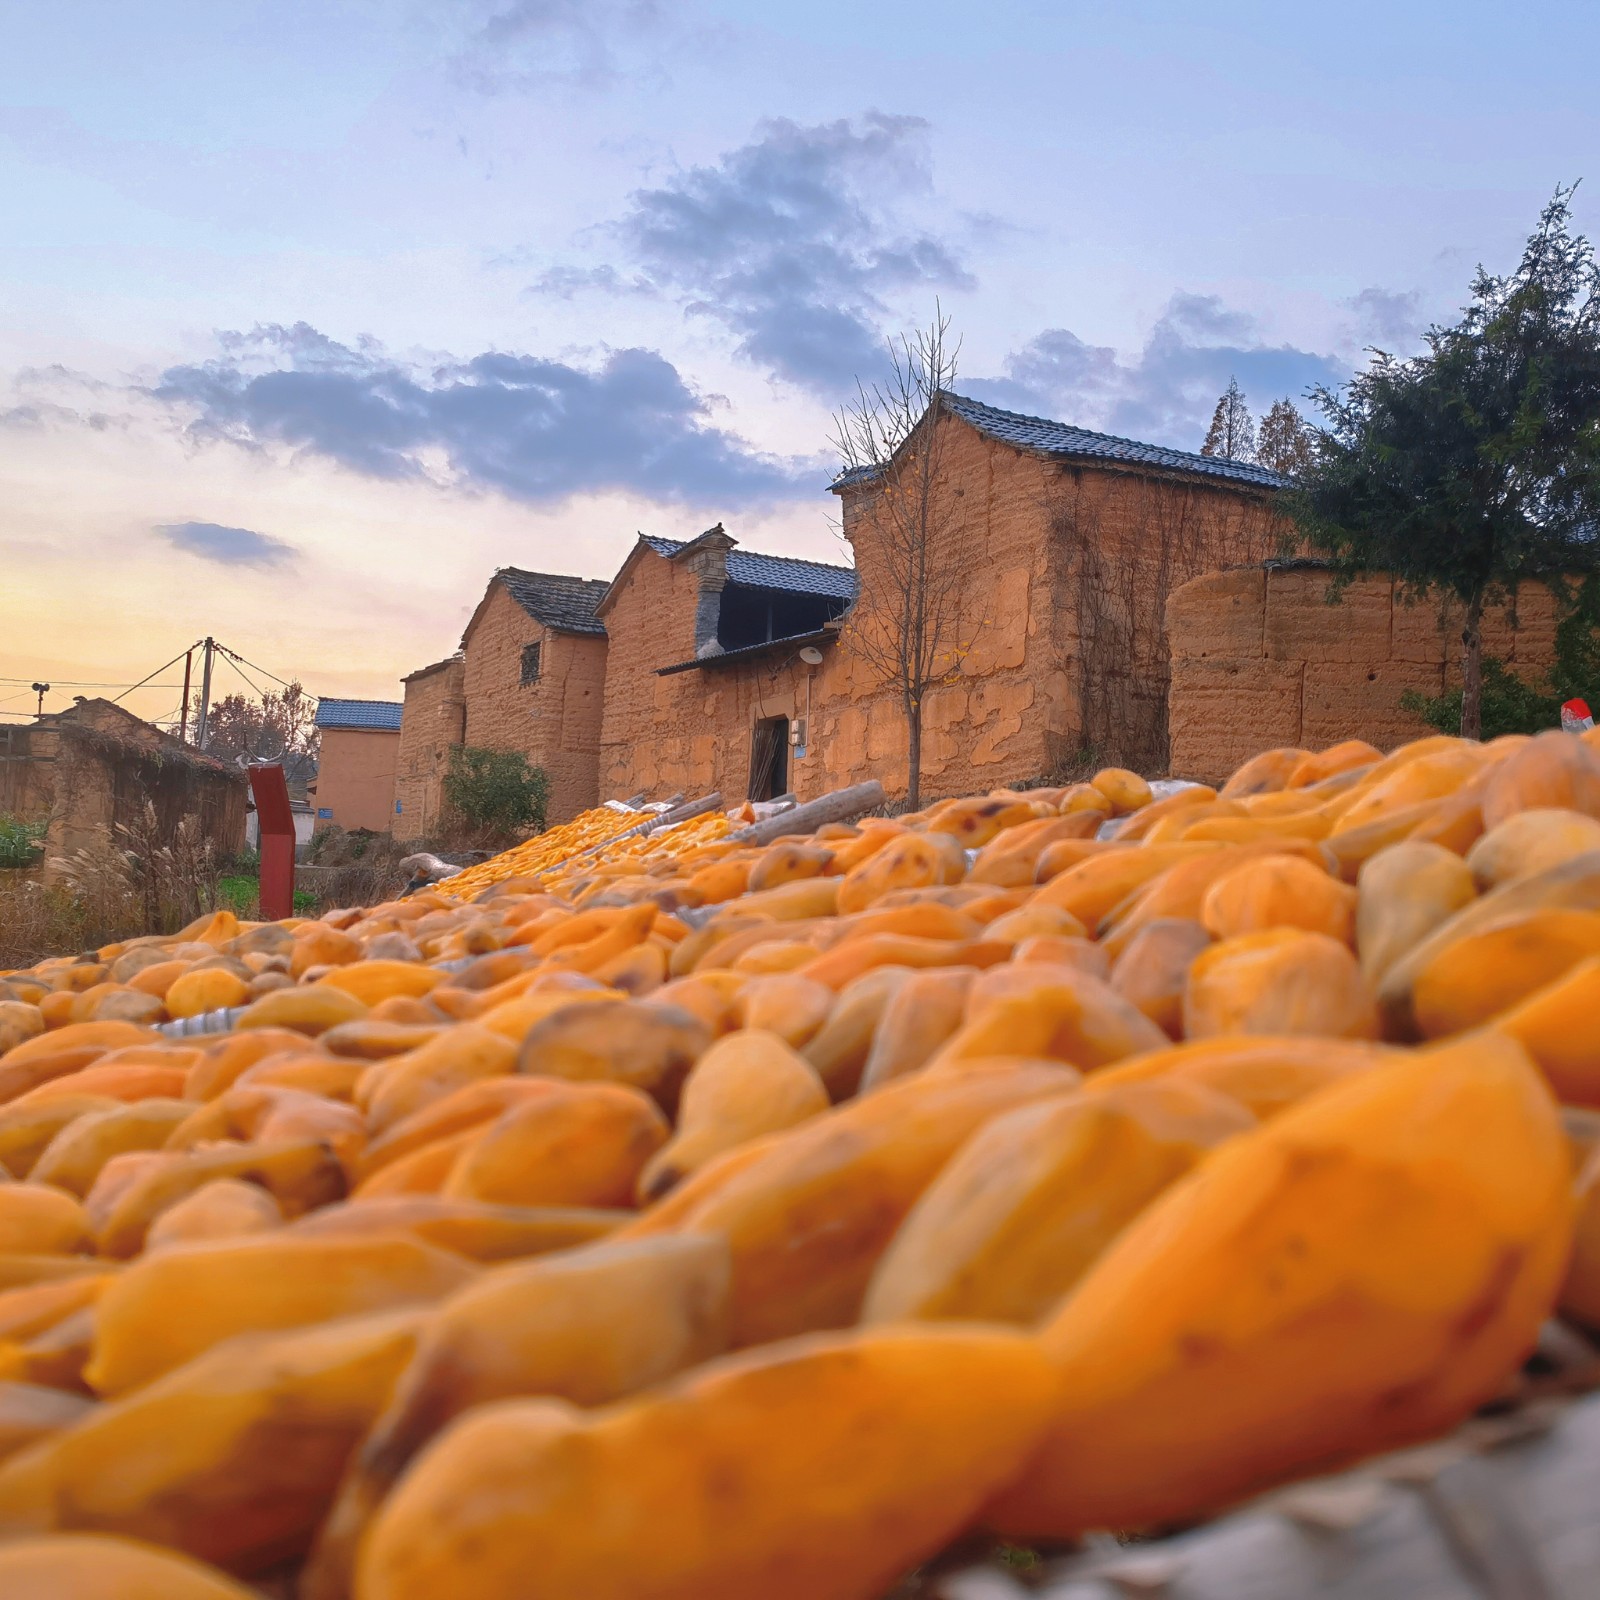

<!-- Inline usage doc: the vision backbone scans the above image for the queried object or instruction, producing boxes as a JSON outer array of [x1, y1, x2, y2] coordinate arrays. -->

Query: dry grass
[[0, 804, 228, 970]]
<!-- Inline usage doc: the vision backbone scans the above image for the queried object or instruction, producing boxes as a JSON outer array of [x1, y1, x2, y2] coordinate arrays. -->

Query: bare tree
[[832, 310, 968, 811], [1256, 397, 1315, 477], [1201, 376, 1257, 461], [192, 680, 319, 792]]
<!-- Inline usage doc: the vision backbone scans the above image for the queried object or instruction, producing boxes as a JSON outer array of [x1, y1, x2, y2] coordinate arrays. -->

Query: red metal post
[[248, 763, 295, 922]]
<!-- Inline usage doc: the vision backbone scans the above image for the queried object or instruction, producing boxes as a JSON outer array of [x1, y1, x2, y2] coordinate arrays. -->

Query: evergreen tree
[[1291, 187, 1600, 738], [1256, 398, 1315, 477], [1201, 376, 1256, 460]]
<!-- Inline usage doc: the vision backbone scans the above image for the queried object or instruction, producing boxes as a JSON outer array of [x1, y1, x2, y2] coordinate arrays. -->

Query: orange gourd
[[987, 1031, 1571, 1538]]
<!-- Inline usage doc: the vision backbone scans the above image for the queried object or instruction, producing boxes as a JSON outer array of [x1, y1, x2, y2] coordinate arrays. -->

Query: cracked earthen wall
[[394, 656, 465, 842], [1166, 565, 1560, 782], [823, 414, 1281, 794]]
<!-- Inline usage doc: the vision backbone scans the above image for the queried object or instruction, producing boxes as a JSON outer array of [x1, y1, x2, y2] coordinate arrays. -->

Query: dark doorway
[[749, 716, 789, 801]]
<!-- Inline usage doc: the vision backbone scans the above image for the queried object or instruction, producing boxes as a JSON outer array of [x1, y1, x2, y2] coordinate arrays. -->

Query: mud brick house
[[398, 394, 1300, 819], [595, 526, 856, 803], [310, 699, 403, 834], [461, 568, 611, 822], [825, 394, 1288, 788], [0, 698, 245, 881]]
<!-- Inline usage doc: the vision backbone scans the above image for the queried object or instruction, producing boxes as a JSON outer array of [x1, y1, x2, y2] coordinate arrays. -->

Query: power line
[[112, 643, 207, 707], [0, 676, 187, 689], [219, 652, 270, 701], [214, 642, 301, 694], [5, 637, 312, 724]]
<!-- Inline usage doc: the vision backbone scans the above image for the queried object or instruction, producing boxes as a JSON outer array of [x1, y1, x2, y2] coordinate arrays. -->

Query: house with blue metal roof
[[310, 697, 404, 833], [314, 699, 404, 732]]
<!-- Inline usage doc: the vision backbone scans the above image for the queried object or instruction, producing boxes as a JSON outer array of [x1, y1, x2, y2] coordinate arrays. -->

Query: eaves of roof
[[496, 568, 610, 636], [654, 628, 837, 677], [831, 392, 1288, 494], [402, 653, 463, 684], [725, 550, 857, 601]]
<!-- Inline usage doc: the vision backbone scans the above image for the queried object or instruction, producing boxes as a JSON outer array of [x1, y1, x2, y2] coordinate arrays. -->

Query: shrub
[[0, 816, 45, 870], [443, 747, 550, 840]]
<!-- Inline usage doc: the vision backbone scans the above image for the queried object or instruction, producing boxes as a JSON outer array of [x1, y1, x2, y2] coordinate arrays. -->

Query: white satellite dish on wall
[[799, 646, 824, 665]]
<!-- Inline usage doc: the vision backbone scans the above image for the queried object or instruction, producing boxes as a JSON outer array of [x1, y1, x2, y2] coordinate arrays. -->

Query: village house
[[459, 568, 611, 821], [594, 525, 856, 804], [587, 395, 1289, 805], [401, 393, 1481, 822], [823, 393, 1289, 789], [310, 699, 403, 834], [0, 698, 246, 880]]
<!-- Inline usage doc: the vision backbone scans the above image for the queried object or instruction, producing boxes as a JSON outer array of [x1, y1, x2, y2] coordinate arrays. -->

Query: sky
[[2, 0, 1596, 728]]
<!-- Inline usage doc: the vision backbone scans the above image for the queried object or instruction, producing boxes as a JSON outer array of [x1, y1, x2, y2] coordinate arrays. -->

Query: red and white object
[[1561, 698, 1595, 732]]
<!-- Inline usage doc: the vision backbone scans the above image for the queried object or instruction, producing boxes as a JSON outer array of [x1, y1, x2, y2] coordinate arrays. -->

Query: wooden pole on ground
[[727, 781, 885, 847]]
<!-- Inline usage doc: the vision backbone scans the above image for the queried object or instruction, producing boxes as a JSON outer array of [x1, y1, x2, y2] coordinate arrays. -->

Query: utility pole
[[178, 648, 194, 744], [30, 683, 48, 718], [194, 638, 215, 750]]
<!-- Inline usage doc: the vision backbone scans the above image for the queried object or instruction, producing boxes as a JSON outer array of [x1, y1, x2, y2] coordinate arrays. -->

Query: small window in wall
[[520, 642, 542, 685], [749, 716, 789, 801]]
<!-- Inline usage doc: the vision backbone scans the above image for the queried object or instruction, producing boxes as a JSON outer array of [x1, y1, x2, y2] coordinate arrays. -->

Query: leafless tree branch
[[831, 307, 973, 808]]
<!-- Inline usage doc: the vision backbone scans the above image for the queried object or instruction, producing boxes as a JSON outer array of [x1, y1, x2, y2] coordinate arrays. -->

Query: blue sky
[[1, 0, 1594, 721]]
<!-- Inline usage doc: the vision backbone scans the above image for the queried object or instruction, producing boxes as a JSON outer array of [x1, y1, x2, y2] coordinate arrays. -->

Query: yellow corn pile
[[0, 730, 1597, 1597], [430, 805, 646, 900]]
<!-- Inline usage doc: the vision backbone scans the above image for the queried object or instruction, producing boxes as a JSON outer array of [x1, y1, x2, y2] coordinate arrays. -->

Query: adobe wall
[[1043, 463, 1281, 771], [832, 418, 1066, 798], [1166, 564, 1560, 782], [25, 706, 247, 880], [599, 544, 746, 802], [313, 728, 399, 833], [0, 725, 56, 820], [394, 657, 465, 843], [462, 583, 604, 823], [543, 631, 607, 819], [43, 730, 115, 872]]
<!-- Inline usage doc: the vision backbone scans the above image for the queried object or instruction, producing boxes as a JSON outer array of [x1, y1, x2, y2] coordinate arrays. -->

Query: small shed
[[312, 699, 403, 833], [0, 698, 247, 882]]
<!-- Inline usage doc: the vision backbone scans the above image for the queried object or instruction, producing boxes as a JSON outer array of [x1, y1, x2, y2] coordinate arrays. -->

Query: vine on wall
[[1048, 470, 1281, 773]]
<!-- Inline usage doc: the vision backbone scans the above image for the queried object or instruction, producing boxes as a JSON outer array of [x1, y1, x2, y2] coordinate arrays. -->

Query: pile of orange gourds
[[0, 729, 1598, 1598]]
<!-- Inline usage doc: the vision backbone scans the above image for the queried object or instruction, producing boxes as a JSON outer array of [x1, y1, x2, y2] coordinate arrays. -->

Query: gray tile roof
[[640, 536, 857, 601], [315, 698, 403, 731], [727, 550, 857, 600], [498, 568, 610, 636], [942, 393, 1288, 489]]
